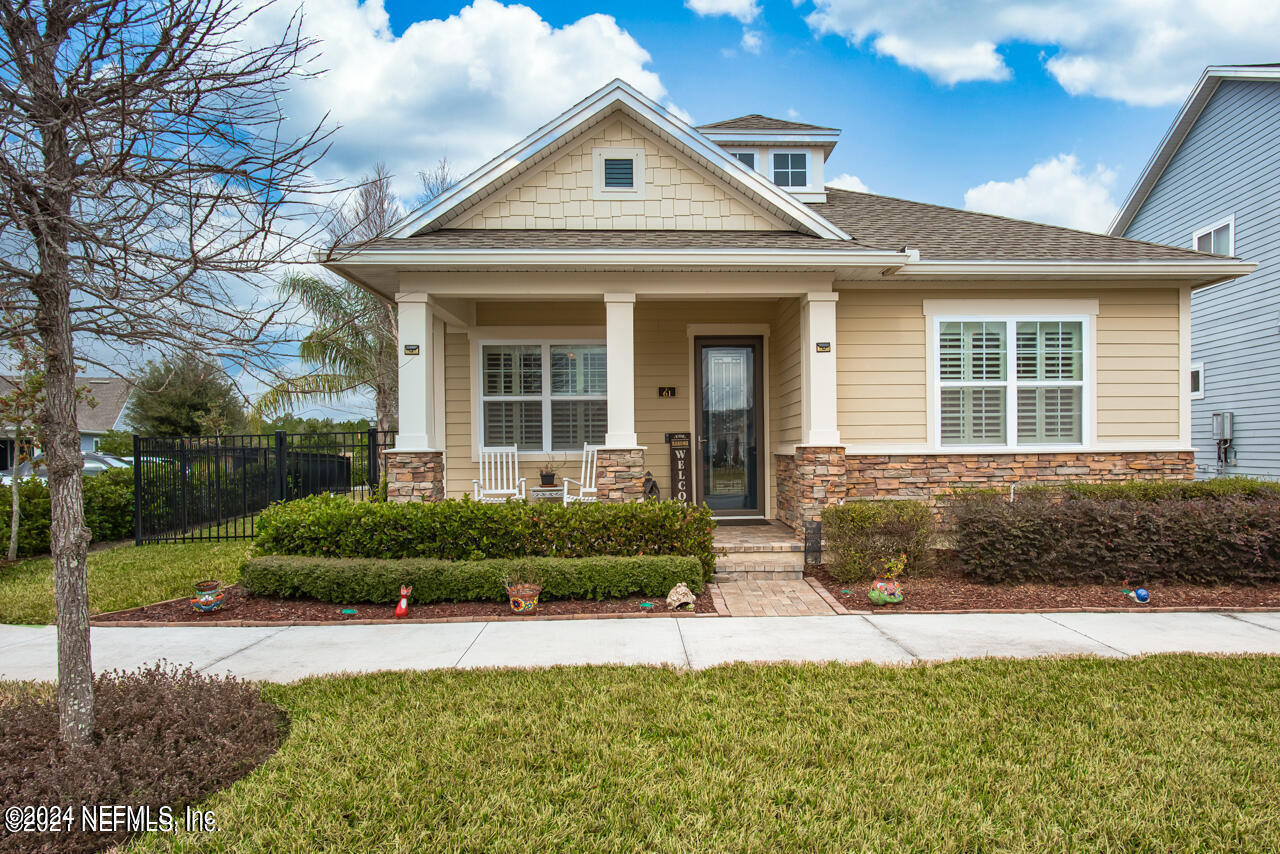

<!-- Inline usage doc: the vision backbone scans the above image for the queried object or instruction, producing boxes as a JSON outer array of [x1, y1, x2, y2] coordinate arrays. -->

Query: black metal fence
[[134, 429, 396, 544]]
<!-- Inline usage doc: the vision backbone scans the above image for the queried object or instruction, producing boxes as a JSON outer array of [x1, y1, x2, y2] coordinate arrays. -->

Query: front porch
[[385, 280, 846, 531]]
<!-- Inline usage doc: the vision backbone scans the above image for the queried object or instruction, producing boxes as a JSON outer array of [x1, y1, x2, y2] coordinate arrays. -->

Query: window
[[772, 151, 807, 187], [480, 343, 607, 452], [592, 147, 645, 199], [730, 151, 756, 170], [936, 318, 1086, 447], [1191, 362, 1204, 400], [1193, 216, 1234, 255], [603, 158, 633, 188]]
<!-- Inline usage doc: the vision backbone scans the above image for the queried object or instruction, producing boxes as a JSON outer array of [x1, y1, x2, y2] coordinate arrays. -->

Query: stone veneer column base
[[383, 450, 444, 502], [594, 448, 646, 502], [775, 446, 848, 536]]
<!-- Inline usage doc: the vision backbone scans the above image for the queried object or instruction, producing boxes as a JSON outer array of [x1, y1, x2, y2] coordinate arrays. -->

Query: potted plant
[[504, 568, 542, 614], [538, 462, 556, 487], [867, 553, 906, 606]]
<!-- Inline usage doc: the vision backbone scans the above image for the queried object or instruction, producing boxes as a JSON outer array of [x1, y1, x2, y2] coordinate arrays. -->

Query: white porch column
[[801, 291, 842, 447], [395, 298, 439, 451], [603, 292, 638, 447]]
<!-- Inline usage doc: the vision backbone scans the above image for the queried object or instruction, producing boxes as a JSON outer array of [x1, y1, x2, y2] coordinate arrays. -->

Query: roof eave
[[1109, 65, 1280, 236]]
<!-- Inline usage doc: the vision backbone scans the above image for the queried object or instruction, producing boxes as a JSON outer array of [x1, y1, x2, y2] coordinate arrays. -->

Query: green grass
[[0, 542, 247, 624], [122, 656, 1280, 853]]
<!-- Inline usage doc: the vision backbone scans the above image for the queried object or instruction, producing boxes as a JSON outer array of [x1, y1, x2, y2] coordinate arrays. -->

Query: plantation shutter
[[550, 345, 607, 450], [1015, 321, 1083, 443], [939, 321, 1006, 445], [481, 345, 543, 450]]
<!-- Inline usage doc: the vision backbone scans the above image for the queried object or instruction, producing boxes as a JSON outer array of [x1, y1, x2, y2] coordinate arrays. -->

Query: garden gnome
[[395, 585, 412, 618], [666, 582, 696, 610]]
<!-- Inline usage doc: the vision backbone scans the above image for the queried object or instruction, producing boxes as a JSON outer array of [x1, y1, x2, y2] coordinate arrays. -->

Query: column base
[[384, 450, 444, 503], [594, 447, 646, 503], [775, 446, 848, 536]]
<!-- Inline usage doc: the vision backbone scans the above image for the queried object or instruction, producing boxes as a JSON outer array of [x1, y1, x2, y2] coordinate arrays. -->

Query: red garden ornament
[[395, 585, 412, 618]]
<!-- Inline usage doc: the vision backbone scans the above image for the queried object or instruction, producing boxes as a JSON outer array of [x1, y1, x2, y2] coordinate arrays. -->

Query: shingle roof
[[0, 375, 132, 434], [349, 189, 1214, 261], [696, 114, 838, 132], [811, 189, 1212, 261]]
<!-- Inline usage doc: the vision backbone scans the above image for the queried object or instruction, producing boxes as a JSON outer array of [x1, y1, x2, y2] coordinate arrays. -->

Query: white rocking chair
[[562, 445, 600, 504], [472, 446, 526, 503]]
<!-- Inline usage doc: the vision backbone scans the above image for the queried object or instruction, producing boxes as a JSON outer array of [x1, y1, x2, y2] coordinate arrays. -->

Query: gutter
[[319, 247, 912, 268]]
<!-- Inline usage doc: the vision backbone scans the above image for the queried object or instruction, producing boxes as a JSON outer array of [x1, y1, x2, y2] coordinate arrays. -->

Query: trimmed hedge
[[0, 468, 134, 557], [253, 495, 717, 581], [241, 554, 704, 603], [821, 500, 933, 583], [1020, 476, 1280, 502], [955, 495, 1280, 585]]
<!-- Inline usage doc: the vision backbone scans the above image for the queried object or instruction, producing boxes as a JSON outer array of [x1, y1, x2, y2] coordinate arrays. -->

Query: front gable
[[443, 114, 786, 231]]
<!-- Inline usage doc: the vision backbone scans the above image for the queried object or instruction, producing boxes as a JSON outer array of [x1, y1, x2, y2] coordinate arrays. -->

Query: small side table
[[530, 485, 564, 503]]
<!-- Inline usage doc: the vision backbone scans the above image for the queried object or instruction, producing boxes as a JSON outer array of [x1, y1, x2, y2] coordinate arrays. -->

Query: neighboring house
[[1111, 64, 1280, 477], [0, 376, 133, 468], [324, 80, 1253, 532]]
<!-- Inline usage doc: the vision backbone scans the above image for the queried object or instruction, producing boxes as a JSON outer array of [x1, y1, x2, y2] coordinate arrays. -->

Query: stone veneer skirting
[[384, 450, 445, 503], [594, 448, 647, 502], [776, 449, 1196, 534]]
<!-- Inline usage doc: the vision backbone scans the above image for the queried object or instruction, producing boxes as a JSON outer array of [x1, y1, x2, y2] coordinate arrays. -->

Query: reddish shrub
[[0, 663, 283, 853]]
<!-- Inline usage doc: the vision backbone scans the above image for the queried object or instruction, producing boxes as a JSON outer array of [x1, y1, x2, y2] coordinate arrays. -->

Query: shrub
[[821, 500, 933, 583], [0, 663, 282, 854], [241, 554, 704, 603], [955, 495, 1280, 585], [254, 495, 717, 581], [0, 468, 134, 557], [1019, 476, 1280, 502]]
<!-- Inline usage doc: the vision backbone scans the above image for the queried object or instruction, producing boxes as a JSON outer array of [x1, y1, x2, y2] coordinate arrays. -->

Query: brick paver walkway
[[713, 579, 837, 617]]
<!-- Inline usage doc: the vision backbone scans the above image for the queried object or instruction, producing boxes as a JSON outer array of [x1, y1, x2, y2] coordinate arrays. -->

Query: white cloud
[[243, 0, 671, 201], [962, 154, 1118, 232], [686, 0, 761, 24], [804, 0, 1280, 105], [741, 29, 763, 54], [826, 173, 870, 193]]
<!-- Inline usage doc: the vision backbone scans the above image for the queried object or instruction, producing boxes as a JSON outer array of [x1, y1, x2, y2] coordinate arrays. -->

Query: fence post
[[274, 430, 288, 502], [178, 438, 189, 537], [367, 427, 379, 494], [133, 434, 142, 546]]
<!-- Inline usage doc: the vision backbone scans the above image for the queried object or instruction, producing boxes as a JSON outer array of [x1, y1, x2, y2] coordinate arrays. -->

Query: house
[[0, 376, 133, 469], [323, 80, 1253, 533], [1110, 64, 1280, 477]]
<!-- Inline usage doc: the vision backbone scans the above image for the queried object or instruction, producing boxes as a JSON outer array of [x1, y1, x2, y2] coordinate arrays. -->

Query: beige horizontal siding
[[835, 286, 1183, 446]]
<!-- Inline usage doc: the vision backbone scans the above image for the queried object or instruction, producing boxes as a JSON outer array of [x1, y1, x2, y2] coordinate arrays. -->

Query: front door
[[694, 337, 764, 517]]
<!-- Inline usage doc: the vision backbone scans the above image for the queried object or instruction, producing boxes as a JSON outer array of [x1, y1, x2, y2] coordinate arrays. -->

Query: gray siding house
[[1112, 65, 1280, 477]]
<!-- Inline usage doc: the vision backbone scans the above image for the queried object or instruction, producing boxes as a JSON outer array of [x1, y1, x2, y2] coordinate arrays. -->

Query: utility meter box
[[1212, 411, 1235, 441]]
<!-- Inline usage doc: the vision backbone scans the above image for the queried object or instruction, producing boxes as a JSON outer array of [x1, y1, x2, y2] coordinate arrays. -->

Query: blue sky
[[378, 0, 1170, 219]]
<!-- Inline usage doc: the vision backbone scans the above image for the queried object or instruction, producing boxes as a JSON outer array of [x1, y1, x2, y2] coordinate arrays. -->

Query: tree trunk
[[8, 427, 20, 562], [375, 383, 394, 434], [31, 57, 94, 745]]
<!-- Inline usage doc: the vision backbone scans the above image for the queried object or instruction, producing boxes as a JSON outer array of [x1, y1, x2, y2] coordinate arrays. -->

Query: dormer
[[694, 115, 840, 203]]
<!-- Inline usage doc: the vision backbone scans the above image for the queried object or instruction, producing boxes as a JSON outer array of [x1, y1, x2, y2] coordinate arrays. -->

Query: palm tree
[[254, 272, 399, 431]]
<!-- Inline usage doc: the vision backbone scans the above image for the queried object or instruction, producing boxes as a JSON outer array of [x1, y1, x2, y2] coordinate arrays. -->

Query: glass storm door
[[695, 338, 763, 516]]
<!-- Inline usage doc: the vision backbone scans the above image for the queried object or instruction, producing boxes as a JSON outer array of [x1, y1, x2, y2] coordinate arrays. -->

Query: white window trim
[[1192, 214, 1235, 256], [928, 313, 1095, 453], [769, 149, 809, 190], [1190, 361, 1205, 400], [591, 147, 645, 200], [474, 338, 607, 455]]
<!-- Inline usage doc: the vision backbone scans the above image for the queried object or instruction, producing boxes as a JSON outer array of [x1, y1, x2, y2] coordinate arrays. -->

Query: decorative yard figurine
[[191, 580, 226, 613], [395, 585, 413, 618], [1122, 587, 1151, 604], [666, 582, 696, 610], [868, 553, 906, 606]]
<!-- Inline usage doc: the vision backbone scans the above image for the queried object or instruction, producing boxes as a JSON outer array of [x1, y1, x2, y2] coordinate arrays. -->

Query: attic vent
[[603, 158, 634, 188]]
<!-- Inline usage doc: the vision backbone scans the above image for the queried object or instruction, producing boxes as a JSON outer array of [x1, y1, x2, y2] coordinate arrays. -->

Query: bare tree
[[417, 156, 456, 204], [257, 162, 401, 429], [0, 0, 334, 745]]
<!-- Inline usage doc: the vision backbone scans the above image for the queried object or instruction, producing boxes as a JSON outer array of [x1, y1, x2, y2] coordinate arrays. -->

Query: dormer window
[[730, 151, 756, 170], [592, 147, 645, 200], [772, 152, 807, 188]]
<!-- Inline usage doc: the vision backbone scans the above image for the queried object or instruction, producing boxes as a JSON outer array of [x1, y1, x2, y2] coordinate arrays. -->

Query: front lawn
[[128, 656, 1280, 852], [0, 543, 247, 624]]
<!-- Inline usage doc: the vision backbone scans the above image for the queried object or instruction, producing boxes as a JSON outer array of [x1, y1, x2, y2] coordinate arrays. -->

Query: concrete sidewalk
[[4, 611, 1280, 681]]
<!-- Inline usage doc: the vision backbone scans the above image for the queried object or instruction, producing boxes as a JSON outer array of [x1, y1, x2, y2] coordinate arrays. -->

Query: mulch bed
[[810, 564, 1280, 613], [94, 583, 717, 624]]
